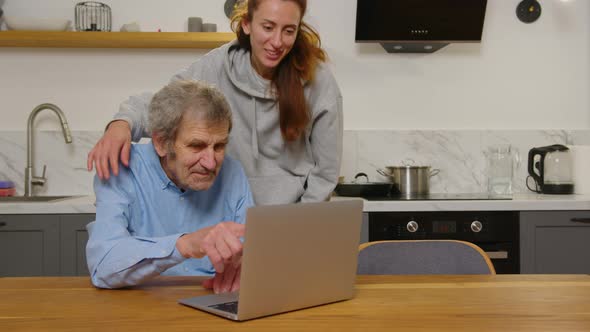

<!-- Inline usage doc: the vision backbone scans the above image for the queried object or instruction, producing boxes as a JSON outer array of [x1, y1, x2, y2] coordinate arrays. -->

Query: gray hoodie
[[114, 41, 343, 205]]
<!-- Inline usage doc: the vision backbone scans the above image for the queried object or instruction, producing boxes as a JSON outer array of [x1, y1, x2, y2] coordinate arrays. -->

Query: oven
[[367, 210, 520, 274]]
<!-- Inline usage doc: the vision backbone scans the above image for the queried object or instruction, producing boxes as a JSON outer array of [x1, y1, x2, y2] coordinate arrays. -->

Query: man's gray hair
[[148, 80, 232, 147]]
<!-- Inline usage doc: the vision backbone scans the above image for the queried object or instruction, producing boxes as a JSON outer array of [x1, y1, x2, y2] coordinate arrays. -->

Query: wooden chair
[[357, 240, 495, 275]]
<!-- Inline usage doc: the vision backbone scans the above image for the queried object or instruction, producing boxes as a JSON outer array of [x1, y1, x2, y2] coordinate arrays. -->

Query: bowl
[[4, 16, 71, 31]]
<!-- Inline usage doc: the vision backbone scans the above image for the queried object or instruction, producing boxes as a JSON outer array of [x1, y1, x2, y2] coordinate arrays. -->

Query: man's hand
[[176, 221, 245, 292], [87, 120, 132, 180], [202, 259, 242, 294]]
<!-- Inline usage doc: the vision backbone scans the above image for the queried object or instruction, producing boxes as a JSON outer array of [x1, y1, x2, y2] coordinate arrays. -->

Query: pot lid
[[385, 165, 431, 170], [386, 159, 431, 169]]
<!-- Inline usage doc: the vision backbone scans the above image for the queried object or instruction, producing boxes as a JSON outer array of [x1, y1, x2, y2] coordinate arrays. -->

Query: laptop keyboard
[[209, 301, 239, 314]]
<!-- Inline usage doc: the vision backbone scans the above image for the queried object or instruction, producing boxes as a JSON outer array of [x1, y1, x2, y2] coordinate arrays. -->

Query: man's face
[[155, 112, 229, 191]]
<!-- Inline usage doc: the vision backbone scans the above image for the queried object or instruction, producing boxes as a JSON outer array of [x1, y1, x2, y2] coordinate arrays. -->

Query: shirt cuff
[[161, 233, 187, 263], [170, 245, 187, 263]]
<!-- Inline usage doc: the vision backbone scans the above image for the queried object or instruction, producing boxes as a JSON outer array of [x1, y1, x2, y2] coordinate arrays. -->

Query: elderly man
[[86, 80, 253, 293]]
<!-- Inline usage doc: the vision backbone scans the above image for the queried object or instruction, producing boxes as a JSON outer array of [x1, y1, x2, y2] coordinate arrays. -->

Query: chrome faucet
[[24, 103, 73, 197]]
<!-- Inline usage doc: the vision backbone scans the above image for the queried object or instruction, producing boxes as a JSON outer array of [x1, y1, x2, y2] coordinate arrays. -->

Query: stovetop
[[362, 193, 513, 201]]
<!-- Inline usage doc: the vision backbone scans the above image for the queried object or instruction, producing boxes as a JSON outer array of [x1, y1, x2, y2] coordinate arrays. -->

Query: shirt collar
[[143, 142, 182, 192]]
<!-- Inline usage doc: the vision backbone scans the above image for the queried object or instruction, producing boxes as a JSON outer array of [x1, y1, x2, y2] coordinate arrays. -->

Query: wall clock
[[516, 0, 542, 24]]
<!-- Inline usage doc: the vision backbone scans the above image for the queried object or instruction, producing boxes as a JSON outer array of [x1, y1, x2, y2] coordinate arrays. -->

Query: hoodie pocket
[[248, 174, 306, 205]]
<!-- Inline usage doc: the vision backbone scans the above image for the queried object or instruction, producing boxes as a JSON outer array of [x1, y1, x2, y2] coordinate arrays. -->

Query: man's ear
[[152, 133, 167, 157]]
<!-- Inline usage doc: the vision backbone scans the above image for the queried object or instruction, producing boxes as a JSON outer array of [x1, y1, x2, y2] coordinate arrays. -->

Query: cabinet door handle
[[0, 222, 6, 227], [571, 218, 590, 224], [485, 251, 508, 259]]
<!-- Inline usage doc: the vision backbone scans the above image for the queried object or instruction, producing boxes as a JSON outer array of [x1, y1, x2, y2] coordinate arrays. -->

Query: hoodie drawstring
[[251, 97, 259, 159]]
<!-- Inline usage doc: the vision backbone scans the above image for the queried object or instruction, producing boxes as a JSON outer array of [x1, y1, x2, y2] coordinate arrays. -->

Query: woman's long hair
[[230, 0, 326, 141]]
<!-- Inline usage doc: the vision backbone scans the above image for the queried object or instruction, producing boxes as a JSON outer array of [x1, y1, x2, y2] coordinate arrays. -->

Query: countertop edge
[[0, 195, 96, 214], [333, 194, 590, 212], [2, 194, 590, 214]]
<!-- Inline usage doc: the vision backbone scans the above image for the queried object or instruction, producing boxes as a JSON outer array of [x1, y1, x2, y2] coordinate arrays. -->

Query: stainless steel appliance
[[377, 164, 439, 198], [367, 209, 519, 274]]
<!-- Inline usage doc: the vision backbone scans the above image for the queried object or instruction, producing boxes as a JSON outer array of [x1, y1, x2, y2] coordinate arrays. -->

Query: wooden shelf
[[0, 31, 235, 49]]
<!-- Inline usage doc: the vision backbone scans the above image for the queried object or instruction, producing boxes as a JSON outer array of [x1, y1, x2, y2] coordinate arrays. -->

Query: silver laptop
[[178, 199, 363, 321]]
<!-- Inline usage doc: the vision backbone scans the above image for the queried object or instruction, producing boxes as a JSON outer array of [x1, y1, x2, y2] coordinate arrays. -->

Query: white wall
[[0, 0, 588, 131]]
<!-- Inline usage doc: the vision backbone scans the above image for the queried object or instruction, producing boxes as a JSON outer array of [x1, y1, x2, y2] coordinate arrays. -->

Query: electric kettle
[[527, 144, 574, 194]]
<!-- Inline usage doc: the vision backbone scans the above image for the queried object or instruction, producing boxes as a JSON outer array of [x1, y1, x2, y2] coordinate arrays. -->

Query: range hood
[[355, 0, 488, 53]]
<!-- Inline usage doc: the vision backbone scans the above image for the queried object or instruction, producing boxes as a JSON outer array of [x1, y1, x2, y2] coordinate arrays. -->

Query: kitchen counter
[[1, 193, 590, 215], [334, 193, 590, 212], [0, 195, 96, 214]]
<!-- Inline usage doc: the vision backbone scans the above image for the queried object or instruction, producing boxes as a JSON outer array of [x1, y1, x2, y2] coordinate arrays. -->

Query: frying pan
[[334, 173, 393, 197]]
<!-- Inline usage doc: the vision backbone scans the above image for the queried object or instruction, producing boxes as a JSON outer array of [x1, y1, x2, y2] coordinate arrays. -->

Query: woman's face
[[242, 0, 302, 79]]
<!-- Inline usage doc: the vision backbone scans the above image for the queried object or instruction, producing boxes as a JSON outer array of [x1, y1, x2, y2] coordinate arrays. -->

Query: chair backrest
[[357, 240, 495, 275]]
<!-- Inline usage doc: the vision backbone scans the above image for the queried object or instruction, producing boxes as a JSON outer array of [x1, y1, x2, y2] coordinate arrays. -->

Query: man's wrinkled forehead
[[176, 114, 230, 142]]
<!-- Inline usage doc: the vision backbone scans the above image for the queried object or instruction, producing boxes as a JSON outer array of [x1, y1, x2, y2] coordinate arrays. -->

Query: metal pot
[[378, 165, 440, 197]]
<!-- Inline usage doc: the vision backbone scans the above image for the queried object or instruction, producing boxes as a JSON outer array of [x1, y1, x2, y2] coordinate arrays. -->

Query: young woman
[[87, 0, 343, 205]]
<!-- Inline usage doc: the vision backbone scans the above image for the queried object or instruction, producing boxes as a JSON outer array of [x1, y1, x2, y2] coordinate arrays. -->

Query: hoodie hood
[[224, 41, 275, 100]]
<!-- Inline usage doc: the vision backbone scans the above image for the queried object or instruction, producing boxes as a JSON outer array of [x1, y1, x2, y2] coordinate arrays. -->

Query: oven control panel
[[369, 211, 518, 242]]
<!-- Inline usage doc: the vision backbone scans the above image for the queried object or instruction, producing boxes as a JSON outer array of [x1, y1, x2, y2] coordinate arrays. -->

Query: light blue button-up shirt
[[86, 142, 253, 289]]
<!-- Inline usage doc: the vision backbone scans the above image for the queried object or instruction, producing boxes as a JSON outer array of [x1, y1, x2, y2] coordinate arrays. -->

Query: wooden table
[[1, 275, 589, 331]]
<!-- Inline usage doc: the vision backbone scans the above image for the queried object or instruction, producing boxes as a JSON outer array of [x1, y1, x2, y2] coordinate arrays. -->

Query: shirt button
[[180, 197, 184, 201]]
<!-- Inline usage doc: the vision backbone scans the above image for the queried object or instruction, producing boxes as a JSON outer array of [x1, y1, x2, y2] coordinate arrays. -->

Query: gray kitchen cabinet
[[0, 214, 94, 277], [60, 215, 93, 276], [0, 215, 60, 276], [520, 211, 590, 274], [360, 212, 369, 244]]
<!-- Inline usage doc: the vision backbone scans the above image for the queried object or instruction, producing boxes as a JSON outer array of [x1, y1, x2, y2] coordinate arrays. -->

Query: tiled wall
[[1, 130, 589, 196]]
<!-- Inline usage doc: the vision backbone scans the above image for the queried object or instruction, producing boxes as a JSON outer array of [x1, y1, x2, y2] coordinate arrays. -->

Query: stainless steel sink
[[0, 195, 79, 203]]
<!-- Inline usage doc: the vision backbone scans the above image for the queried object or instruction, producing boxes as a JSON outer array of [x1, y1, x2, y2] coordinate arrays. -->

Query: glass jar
[[485, 145, 520, 196]]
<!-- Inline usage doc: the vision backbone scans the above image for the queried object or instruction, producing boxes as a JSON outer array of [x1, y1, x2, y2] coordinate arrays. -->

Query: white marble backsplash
[[340, 130, 590, 194], [1, 130, 589, 196], [0, 131, 102, 196]]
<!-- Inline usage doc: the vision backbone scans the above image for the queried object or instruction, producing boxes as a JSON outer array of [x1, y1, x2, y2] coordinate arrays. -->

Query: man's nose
[[200, 148, 217, 171]]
